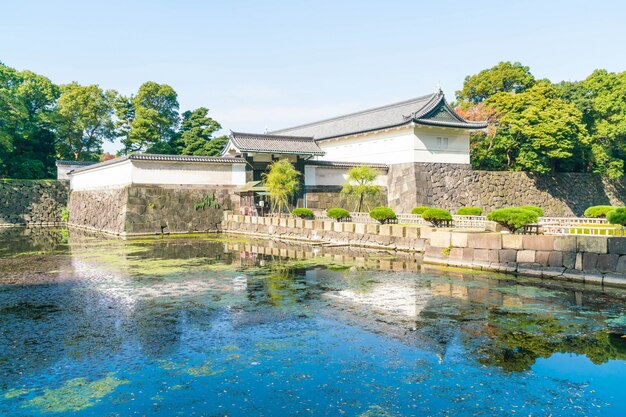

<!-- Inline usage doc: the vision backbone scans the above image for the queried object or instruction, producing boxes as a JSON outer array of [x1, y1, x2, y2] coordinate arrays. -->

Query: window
[[436, 137, 449, 149]]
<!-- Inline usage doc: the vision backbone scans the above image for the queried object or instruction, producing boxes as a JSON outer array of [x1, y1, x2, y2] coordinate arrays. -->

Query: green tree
[[122, 82, 179, 153], [262, 159, 301, 214], [178, 107, 227, 156], [0, 62, 59, 178], [113, 94, 135, 153], [456, 61, 535, 105], [53, 82, 116, 161], [340, 165, 381, 212]]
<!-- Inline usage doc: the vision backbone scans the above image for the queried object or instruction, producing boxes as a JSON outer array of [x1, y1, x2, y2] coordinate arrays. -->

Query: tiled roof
[[70, 154, 246, 174], [306, 160, 389, 171], [55, 160, 98, 166], [271, 91, 487, 140], [229, 131, 325, 156]]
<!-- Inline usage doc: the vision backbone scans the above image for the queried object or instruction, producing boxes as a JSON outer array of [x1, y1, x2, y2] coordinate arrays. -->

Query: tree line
[[0, 61, 227, 179], [455, 61, 626, 178]]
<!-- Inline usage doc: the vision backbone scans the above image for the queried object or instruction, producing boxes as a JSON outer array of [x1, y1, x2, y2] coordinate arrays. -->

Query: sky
[[2, 0, 626, 153]]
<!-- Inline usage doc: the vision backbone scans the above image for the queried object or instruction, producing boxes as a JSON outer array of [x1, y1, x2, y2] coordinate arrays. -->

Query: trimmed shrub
[[422, 208, 452, 227], [487, 208, 538, 233], [607, 208, 626, 226], [411, 206, 430, 215], [327, 208, 351, 221], [518, 205, 544, 216], [584, 205, 617, 218], [369, 206, 397, 224], [456, 207, 483, 216], [292, 208, 314, 219]]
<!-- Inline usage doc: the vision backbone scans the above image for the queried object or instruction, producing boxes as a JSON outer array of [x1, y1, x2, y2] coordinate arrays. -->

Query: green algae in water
[[186, 360, 225, 377], [359, 405, 395, 417], [24, 373, 129, 413], [2, 387, 35, 399]]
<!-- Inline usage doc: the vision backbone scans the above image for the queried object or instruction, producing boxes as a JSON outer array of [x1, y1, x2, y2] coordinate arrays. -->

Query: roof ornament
[[436, 81, 443, 94]]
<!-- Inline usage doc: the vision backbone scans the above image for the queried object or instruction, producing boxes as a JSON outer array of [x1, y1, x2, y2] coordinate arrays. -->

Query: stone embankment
[[223, 213, 626, 287], [0, 180, 68, 226]]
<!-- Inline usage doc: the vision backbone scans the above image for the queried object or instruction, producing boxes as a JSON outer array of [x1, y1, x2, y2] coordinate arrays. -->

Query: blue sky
[[2, 0, 625, 153]]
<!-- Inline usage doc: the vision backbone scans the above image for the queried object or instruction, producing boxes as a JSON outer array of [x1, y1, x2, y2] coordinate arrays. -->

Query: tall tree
[[262, 159, 301, 213], [456, 61, 535, 105], [178, 107, 227, 156], [53, 83, 116, 161], [122, 81, 179, 153], [113, 94, 135, 153]]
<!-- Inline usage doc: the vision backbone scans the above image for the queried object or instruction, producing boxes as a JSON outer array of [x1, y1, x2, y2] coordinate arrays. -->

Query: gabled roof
[[270, 90, 487, 141], [56, 160, 98, 166], [227, 131, 325, 156], [70, 154, 246, 174]]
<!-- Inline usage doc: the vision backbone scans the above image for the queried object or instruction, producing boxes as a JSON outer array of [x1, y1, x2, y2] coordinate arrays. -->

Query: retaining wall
[[0, 180, 68, 226]]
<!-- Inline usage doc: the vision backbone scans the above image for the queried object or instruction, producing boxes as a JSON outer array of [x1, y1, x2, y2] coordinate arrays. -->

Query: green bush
[[411, 206, 430, 215], [518, 205, 544, 216], [60, 207, 69, 222], [369, 206, 397, 224], [607, 208, 626, 226], [327, 208, 351, 221], [422, 208, 452, 227], [584, 205, 617, 218], [456, 207, 483, 216], [292, 208, 314, 219], [487, 208, 538, 233]]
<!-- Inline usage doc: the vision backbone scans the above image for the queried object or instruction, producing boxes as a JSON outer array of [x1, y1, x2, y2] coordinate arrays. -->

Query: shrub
[[422, 208, 452, 227], [607, 208, 626, 226], [327, 208, 351, 221], [411, 206, 430, 215], [518, 205, 544, 216], [584, 205, 617, 218], [487, 208, 538, 233], [369, 206, 397, 224], [456, 207, 483, 216], [60, 207, 69, 222], [292, 208, 314, 219]]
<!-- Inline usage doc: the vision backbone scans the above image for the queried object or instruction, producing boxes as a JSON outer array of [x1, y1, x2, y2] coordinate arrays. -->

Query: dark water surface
[[0, 227, 625, 416]]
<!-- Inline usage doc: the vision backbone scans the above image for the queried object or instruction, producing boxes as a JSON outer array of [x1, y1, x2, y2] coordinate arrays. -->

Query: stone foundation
[[0, 180, 68, 226], [69, 184, 238, 235]]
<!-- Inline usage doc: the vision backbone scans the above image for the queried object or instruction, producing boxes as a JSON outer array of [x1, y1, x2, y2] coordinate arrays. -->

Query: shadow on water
[[0, 227, 626, 416]]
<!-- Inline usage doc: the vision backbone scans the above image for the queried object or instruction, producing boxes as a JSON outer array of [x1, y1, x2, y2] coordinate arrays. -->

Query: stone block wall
[[387, 163, 626, 215], [305, 185, 388, 211], [69, 184, 238, 235], [0, 180, 68, 226], [424, 231, 626, 287]]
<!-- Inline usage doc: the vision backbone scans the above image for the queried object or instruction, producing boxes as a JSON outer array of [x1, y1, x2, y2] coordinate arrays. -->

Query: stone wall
[[69, 184, 238, 235], [387, 163, 626, 215], [305, 185, 388, 211], [0, 180, 68, 226], [424, 230, 626, 287]]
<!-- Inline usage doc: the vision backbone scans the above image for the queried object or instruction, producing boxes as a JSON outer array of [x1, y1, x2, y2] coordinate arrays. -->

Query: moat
[[1, 227, 625, 416]]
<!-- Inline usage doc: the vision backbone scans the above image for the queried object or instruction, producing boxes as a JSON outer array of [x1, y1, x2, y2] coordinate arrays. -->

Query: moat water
[[0, 227, 625, 416]]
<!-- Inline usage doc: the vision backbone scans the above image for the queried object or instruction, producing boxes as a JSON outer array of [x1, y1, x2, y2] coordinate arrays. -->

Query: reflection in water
[[0, 227, 625, 416]]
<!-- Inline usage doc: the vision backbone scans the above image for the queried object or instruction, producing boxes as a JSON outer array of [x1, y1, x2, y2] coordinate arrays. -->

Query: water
[[1, 227, 625, 416]]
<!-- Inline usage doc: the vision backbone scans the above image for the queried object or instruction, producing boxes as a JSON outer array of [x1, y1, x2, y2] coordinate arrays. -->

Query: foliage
[[411, 206, 430, 215], [456, 206, 483, 215], [518, 205, 544, 216], [292, 208, 314, 219], [262, 159, 301, 213], [369, 206, 396, 224], [584, 205, 618, 218], [606, 208, 626, 226], [54, 82, 116, 161], [194, 193, 220, 210], [326, 208, 351, 221], [456, 61, 535, 105], [421, 208, 452, 227], [487, 208, 538, 233], [340, 165, 381, 212], [178, 107, 227, 156], [60, 207, 69, 222]]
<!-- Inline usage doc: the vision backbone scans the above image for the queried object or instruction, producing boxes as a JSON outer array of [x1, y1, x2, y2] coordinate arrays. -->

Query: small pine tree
[[263, 159, 301, 214]]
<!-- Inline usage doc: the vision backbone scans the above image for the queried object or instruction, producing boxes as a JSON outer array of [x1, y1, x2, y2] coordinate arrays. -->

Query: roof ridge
[[231, 131, 315, 141], [270, 93, 436, 134]]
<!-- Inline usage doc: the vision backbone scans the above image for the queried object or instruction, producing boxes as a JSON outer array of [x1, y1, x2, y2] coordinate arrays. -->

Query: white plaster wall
[[316, 125, 472, 165], [131, 161, 240, 185], [56, 165, 74, 180], [70, 160, 133, 191], [306, 166, 387, 186], [232, 164, 247, 185]]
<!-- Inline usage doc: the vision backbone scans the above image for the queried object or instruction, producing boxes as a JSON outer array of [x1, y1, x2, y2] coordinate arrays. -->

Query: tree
[[262, 159, 301, 214], [122, 82, 179, 153], [178, 107, 227, 156], [456, 61, 535, 105], [113, 94, 134, 152], [53, 83, 116, 161], [340, 165, 381, 212]]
